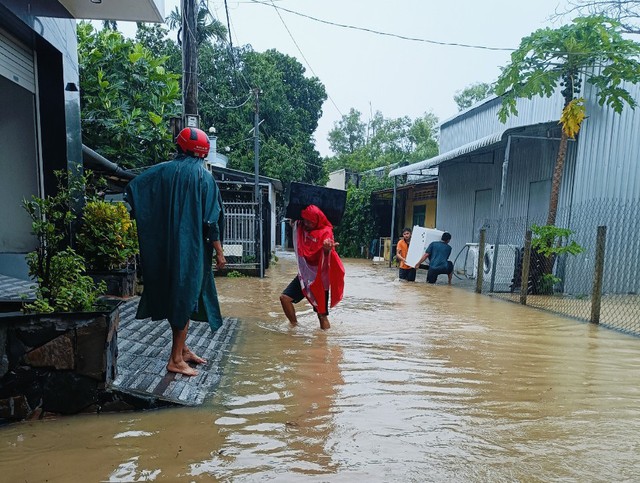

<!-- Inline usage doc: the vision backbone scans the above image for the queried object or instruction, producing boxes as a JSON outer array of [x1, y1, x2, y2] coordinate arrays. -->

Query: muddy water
[[2, 254, 640, 481]]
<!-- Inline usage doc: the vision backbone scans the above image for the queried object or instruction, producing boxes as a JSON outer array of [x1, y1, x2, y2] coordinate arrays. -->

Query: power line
[[250, 0, 515, 52], [268, 0, 343, 117], [198, 85, 253, 109], [205, 0, 254, 92], [223, 0, 233, 50]]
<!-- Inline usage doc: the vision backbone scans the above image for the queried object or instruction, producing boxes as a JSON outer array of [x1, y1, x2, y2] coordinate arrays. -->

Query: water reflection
[[0, 256, 639, 481], [192, 326, 343, 479]]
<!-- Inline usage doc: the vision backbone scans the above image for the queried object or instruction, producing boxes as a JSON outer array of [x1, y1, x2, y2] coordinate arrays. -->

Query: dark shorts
[[282, 276, 329, 315], [427, 261, 453, 284], [399, 267, 416, 282]]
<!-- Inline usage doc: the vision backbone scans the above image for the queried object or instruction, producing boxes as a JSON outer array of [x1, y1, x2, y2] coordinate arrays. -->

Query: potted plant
[[77, 199, 139, 297], [0, 171, 119, 422]]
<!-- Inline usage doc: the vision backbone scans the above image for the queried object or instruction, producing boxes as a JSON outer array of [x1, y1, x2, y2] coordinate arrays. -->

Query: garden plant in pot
[[77, 199, 139, 298], [0, 171, 120, 422]]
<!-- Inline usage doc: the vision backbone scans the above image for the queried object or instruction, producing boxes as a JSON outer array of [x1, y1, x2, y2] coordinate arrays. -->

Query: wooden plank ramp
[[109, 298, 238, 406]]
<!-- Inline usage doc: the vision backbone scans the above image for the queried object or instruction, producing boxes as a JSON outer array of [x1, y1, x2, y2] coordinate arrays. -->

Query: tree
[[135, 23, 181, 75], [494, 16, 640, 226], [326, 110, 439, 172], [407, 112, 439, 163], [78, 22, 182, 169], [333, 175, 393, 258], [197, 47, 327, 185], [166, 0, 228, 46], [454, 82, 494, 111], [557, 1, 640, 34], [328, 108, 367, 155]]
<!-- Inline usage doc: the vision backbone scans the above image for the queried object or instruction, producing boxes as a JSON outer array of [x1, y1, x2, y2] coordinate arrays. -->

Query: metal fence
[[453, 199, 640, 336], [223, 202, 258, 269]]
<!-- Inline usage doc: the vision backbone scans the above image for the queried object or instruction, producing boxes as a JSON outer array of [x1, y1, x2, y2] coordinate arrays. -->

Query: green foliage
[[22, 171, 105, 313], [326, 110, 439, 173], [78, 22, 181, 169], [328, 108, 367, 155], [495, 16, 640, 122], [531, 224, 585, 257], [166, 1, 228, 46], [334, 175, 394, 257], [494, 15, 640, 227], [135, 23, 181, 75], [454, 82, 494, 111], [539, 273, 562, 295], [24, 249, 106, 313], [226, 270, 246, 278], [77, 201, 139, 271], [195, 44, 328, 187]]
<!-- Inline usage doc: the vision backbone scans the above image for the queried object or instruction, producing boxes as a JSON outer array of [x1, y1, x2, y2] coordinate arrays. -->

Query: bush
[[22, 171, 106, 313], [77, 200, 138, 271]]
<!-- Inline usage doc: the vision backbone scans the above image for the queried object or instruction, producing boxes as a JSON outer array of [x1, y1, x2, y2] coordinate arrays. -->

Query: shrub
[[77, 200, 138, 271]]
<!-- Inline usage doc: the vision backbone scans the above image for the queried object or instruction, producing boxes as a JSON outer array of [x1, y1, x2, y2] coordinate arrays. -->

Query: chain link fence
[[453, 199, 640, 336]]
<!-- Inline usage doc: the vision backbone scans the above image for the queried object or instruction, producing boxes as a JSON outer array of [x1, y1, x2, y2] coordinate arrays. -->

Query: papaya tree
[[494, 15, 640, 226]]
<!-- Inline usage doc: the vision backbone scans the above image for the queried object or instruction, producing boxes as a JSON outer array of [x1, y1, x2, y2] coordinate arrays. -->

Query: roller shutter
[[0, 27, 35, 93]]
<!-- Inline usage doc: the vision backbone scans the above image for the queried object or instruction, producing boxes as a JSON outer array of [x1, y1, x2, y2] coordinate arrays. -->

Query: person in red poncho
[[280, 205, 345, 330]]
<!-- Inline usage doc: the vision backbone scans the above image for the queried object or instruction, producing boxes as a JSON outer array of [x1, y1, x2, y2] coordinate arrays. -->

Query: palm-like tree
[[495, 16, 640, 226], [166, 0, 227, 47]]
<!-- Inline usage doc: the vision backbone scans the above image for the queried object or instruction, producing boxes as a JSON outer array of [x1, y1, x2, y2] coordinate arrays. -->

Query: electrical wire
[[268, 0, 343, 117], [204, 0, 254, 92], [199, 86, 253, 109], [250, 0, 515, 51]]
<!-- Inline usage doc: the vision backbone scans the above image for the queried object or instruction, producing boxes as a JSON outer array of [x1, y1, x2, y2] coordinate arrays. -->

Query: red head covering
[[295, 205, 344, 310], [297, 205, 333, 263]]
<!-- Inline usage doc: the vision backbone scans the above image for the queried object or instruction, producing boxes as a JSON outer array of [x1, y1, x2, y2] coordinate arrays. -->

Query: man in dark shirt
[[416, 232, 453, 284]]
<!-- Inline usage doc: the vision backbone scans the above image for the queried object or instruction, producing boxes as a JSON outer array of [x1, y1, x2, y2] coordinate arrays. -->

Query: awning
[[388, 128, 508, 177], [58, 0, 164, 22]]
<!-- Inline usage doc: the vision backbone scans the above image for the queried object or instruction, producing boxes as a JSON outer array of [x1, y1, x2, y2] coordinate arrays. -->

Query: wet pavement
[[1, 253, 640, 481]]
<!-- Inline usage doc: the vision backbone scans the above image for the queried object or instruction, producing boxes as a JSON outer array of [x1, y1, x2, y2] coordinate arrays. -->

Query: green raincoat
[[125, 155, 224, 331]]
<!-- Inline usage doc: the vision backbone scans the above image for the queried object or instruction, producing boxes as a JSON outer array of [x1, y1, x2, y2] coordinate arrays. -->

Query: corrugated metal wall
[[571, 79, 640, 203], [436, 128, 577, 264], [562, 76, 640, 294], [440, 92, 565, 152]]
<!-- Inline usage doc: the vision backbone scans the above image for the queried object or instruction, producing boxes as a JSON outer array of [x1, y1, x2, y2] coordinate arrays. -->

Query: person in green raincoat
[[125, 127, 226, 376]]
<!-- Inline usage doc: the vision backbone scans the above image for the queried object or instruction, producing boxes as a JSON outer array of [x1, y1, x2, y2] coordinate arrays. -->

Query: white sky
[[121, 0, 570, 156]]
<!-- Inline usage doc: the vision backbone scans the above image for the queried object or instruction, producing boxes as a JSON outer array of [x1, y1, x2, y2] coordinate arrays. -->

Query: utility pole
[[253, 88, 264, 278], [182, 0, 199, 128]]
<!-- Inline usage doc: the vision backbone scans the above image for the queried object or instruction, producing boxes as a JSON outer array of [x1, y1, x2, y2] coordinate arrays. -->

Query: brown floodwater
[[1, 253, 640, 482]]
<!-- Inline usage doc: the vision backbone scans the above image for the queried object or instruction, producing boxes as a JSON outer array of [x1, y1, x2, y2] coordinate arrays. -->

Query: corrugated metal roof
[[389, 129, 508, 177]]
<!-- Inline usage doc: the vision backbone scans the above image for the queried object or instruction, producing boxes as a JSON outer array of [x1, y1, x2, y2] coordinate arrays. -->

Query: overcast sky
[[122, 0, 570, 156]]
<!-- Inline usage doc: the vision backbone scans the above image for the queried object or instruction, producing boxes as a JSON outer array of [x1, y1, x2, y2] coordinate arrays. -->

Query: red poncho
[[294, 205, 345, 312]]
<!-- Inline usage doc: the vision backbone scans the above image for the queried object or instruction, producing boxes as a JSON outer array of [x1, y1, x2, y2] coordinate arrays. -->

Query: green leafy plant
[[77, 200, 138, 271], [25, 249, 106, 313], [22, 171, 105, 313], [226, 270, 246, 278], [495, 16, 640, 227], [530, 224, 584, 294], [531, 224, 584, 257]]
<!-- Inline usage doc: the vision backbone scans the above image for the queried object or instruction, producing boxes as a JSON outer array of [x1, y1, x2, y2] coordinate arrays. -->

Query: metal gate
[[223, 201, 259, 269]]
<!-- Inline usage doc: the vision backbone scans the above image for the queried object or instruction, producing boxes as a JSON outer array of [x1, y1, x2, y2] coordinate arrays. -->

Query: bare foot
[[318, 315, 330, 330], [182, 348, 207, 364], [167, 360, 199, 376]]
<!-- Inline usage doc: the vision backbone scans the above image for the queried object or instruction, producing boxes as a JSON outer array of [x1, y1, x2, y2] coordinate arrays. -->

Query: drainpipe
[[389, 176, 397, 267], [490, 135, 512, 292]]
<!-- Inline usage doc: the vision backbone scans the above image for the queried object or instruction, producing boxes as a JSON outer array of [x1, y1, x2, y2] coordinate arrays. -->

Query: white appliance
[[483, 244, 518, 286], [405, 227, 445, 267], [466, 243, 479, 279]]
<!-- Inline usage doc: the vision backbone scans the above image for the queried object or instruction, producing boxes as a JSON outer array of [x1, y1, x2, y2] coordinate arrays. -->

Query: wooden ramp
[[109, 298, 238, 406]]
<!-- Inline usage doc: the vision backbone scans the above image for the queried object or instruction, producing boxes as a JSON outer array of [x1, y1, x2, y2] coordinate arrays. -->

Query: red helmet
[[176, 127, 210, 158]]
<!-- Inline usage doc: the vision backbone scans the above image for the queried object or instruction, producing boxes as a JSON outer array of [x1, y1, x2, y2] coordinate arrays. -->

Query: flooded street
[[1, 254, 640, 482]]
